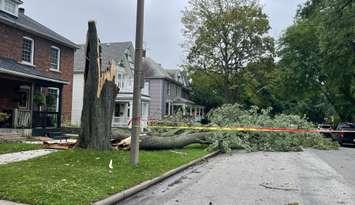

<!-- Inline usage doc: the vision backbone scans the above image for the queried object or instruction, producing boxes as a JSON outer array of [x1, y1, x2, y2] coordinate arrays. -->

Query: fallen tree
[[138, 132, 213, 150], [113, 132, 214, 150], [111, 104, 339, 152]]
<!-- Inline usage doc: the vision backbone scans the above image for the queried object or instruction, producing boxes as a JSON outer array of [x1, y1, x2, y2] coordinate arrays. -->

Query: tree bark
[[78, 21, 118, 150], [115, 132, 214, 150]]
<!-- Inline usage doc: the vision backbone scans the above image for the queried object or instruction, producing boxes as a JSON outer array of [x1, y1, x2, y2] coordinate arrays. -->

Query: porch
[[112, 100, 149, 129], [0, 74, 64, 136], [165, 97, 205, 122]]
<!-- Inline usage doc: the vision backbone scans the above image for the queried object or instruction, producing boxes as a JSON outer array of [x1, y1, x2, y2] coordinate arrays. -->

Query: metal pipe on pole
[[131, 0, 145, 166]]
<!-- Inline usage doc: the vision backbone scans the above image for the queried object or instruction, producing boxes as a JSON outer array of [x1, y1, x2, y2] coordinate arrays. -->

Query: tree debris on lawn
[[43, 141, 77, 150]]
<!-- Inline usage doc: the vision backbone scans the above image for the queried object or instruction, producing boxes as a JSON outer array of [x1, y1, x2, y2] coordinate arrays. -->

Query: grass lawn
[[0, 143, 42, 155], [0, 145, 209, 205]]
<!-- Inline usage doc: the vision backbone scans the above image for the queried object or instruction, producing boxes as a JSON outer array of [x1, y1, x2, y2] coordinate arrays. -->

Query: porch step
[[47, 132, 69, 140], [0, 132, 25, 141], [0, 129, 31, 139], [0, 129, 24, 134]]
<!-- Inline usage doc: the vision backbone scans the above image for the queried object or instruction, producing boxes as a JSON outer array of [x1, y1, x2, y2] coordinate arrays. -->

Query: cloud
[[22, 0, 304, 68]]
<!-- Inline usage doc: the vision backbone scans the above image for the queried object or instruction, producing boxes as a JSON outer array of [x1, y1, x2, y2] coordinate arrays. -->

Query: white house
[[71, 42, 150, 128]]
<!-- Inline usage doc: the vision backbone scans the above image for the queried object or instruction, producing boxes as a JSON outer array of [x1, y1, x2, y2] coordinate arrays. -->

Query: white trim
[[22, 36, 34, 65], [48, 87, 60, 112], [0, 67, 69, 84], [20, 61, 35, 67], [49, 46, 61, 72]]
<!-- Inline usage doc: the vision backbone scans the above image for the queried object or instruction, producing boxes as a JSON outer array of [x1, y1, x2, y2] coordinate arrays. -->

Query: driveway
[[119, 148, 355, 205]]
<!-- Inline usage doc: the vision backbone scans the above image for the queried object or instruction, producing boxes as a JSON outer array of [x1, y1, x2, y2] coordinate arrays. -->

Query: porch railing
[[112, 117, 130, 128], [118, 79, 150, 96], [13, 109, 31, 128], [32, 111, 61, 129], [112, 116, 148, 128]]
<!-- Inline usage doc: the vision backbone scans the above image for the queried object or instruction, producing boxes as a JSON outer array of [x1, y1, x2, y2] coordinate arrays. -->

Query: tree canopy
[[277, 0, 354, 122], [184, 0, 354, 123], [182, 0, 275, 107]]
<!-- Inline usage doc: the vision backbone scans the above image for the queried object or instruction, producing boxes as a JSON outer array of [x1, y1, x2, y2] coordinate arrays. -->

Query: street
[[119, 147, 355, 205]]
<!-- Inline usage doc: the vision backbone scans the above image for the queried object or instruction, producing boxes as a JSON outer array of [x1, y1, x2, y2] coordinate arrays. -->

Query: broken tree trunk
[[115, 132, 215, 150], [78, 21, 118, 150]]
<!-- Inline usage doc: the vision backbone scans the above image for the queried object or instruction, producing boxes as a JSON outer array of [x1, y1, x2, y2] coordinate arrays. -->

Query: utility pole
[[131, 0, 145, 166]]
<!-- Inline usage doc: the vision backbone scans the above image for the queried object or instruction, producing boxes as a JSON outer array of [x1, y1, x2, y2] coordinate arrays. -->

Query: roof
[[0, 56, 68, 84], [143, 58, 191, 89], [143, 57, 172, 79], [173, 97, 195, 105], [0, 10, 78, 49], [166, 69, 179, 78], [74, 42, 133, 73]]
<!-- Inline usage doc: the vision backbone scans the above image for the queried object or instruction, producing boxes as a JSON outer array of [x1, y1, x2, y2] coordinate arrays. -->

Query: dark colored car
[[334, 122, 355, 145], [318, 124, 333, 138]]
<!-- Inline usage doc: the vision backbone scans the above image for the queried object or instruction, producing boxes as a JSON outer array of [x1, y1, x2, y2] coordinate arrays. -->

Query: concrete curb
[[93, 151, 219, 205]]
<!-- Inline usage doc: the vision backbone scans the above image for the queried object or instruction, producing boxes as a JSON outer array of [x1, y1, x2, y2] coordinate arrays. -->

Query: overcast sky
[[23, 0, 305, 69]]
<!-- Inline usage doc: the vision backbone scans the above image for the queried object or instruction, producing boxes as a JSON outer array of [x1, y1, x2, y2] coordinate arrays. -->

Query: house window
[[176, 87, 181, 97], [165, 102, 170, 115], [4, 0, 17, 16], [167, 82, 171, 96], [18, 86, 30, 109], [22, 37, 34, 64], [114, 103, 120, 117], [127, 103, 131, 117], [47, 88, 59, 112], [50, 46, 60, 71], [117, 74, 124, 89]]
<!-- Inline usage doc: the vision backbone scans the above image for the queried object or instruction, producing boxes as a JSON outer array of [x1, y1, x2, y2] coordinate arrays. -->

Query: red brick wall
[[0, 23, 74, 122]]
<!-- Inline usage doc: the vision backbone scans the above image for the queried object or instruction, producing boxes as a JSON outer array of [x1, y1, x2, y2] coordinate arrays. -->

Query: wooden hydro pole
[[131, 0, 145, 165]]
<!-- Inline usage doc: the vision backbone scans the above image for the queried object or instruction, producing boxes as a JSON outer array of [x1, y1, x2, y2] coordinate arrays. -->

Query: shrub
[[149, 111, 197, 134], [0, 112, 10, 123]]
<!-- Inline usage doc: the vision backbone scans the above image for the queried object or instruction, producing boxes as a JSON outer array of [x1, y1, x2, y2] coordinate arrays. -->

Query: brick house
[[0, 0, 78, 136]]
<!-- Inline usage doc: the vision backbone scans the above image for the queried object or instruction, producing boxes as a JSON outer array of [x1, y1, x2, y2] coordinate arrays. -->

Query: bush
[[206, 104, 339, 152], [0, 112, 9, 123], [149, 111, 198, 134]]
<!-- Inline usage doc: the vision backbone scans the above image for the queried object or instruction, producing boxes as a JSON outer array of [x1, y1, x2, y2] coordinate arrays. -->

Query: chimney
[[18, 8, 25, 14]]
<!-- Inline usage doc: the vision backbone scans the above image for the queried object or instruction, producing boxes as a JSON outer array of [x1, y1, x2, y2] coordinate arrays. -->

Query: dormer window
[[1, 0, 20, 16]]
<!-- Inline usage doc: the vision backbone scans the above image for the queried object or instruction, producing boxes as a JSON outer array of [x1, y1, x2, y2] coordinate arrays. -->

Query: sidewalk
[[0, 200, 28, 205], [0, 149, 57, 165]]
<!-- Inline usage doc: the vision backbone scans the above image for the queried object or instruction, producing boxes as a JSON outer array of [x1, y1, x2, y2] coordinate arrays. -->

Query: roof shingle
[[0, 10, 78, 49], [0, 56, 68, 84], [74, 42, 133, 72]]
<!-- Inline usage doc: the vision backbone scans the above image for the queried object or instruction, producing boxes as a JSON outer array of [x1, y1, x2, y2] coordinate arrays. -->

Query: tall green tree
[[278, 0, 354, 122], [182, 0, 274, 105], [189, 71, 225, 111]]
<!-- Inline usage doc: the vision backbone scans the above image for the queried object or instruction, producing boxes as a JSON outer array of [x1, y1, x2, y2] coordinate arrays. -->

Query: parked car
[[333, 122, 355, 145], [318, 124, 333, 138]]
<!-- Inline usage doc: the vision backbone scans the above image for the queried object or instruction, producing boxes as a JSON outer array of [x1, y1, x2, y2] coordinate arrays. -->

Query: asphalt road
[[312, 146, 355, 189], [119, 148, 355, 205]]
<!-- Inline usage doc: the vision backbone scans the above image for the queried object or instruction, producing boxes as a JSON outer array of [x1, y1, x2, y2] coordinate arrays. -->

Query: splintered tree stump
[[78, 21, 118, 150]]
